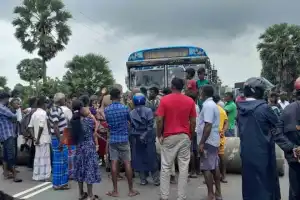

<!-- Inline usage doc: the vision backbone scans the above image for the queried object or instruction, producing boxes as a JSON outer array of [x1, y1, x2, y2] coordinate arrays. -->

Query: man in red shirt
[[156, 77, 197, 200]]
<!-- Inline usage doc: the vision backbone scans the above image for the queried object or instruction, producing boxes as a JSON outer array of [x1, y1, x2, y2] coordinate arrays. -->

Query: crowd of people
[[1, 67, 300, 200]]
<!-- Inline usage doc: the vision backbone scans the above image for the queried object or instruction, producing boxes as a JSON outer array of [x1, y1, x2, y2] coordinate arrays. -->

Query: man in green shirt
[[196, 67, 209, 110], [224, 92, 237, 137]]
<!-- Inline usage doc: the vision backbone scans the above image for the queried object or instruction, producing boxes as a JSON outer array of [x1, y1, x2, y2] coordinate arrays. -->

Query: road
[[1, 165, 289, 200]]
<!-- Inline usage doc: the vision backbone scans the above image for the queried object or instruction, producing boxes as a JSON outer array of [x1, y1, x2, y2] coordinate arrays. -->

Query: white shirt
[[278, 100, 289, 110], [61, 106, 73, 121], [28, 108, 51, 144], [197, 97, 220, 147]]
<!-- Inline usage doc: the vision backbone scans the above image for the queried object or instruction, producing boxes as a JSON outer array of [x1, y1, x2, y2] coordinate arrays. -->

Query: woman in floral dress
[[71, 100, 101, 200]]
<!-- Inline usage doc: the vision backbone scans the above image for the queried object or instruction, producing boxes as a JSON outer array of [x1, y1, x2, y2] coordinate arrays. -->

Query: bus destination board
[[144, 48, 189, 59]]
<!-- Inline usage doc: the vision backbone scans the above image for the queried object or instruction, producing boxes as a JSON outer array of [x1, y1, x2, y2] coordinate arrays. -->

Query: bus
[[126, 46, 215, 90]]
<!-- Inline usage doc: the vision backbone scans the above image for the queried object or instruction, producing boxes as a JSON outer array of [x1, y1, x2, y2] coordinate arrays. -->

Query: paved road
[[1, 165, 289, 200]]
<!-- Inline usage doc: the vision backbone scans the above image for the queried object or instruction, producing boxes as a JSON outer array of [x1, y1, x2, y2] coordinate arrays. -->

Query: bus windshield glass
[[129, 66, 164, 89], [167, 64, 206, 86]]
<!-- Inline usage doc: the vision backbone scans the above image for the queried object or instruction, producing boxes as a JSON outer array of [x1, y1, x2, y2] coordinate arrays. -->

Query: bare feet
[[128, 190, 140, 197], [106, 191, 119, 197]]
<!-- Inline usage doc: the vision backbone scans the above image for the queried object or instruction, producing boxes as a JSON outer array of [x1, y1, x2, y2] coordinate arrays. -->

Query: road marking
[[22, 185, 53, 199], [13, 182, 51, 198]]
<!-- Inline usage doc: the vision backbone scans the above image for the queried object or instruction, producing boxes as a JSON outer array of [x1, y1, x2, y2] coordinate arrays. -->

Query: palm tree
[[12, 0, 72, 83], [257, 23, 300, 91]]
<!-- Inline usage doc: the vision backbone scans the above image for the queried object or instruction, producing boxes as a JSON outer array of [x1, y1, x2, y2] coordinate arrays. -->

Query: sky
[[1, 0, 300, 89]]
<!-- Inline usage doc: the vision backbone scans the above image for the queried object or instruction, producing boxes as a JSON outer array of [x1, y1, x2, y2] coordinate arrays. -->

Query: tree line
[[0, 0, 115, 104]]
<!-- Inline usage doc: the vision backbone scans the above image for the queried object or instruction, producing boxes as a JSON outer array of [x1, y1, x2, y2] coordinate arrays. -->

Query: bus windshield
[[129, 66, 164, 89], [167, 64, 206, 86]]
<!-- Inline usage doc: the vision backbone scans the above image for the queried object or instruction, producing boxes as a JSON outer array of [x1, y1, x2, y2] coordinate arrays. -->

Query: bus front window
[[129, 66, 164, 89]]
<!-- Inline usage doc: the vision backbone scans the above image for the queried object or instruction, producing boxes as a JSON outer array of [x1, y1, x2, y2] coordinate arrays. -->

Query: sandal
[[79, 192, 88, 200], [128, 190, 140, 197], [188, 174, 198, 178], [106, 191, 119, 197]]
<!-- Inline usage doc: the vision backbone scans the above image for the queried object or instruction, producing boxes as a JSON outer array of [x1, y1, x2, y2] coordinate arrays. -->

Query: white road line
[[22, 184, 52, 199], [22, 185, 53, 199], [13, 182, 51, 198]]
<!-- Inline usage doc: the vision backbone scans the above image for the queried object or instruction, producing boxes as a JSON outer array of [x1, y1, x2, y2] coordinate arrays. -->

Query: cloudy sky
[[0, 0, 299, 89]]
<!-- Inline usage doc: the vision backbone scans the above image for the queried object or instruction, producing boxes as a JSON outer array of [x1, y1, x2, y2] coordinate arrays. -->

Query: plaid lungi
[[51, 137, 69, 187]]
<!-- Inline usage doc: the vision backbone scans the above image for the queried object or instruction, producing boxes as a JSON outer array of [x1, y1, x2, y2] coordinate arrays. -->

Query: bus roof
[[128, 46, 207, 61]]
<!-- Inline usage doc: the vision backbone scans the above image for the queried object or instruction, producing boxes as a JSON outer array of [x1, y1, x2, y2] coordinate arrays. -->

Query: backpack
[[20, 110, 35, 138]]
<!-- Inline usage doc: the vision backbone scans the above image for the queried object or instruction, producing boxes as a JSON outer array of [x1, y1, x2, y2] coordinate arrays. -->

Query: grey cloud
[[1, 0, 300, 40]]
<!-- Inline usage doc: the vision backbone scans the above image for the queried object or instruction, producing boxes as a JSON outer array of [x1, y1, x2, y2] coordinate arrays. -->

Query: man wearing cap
[[0, 91, 22, 182]]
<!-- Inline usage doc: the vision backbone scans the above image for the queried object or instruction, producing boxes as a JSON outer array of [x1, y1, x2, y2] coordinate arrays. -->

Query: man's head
[[162, 87, 172, 96], [0, 91, 10, 106], [171, 77, 185, 92], [149, 86, 159, 100], [37, 96, 47, 109], [28, 97, 37, 108], [185, 91, 197, 102], [79, 95, 90, 107], [110, 88, 121, 101], [10, 98, 21, 110], [224, 92, 234, 102], [53, 92, 66, 106], [185, 68, 195, 80], [294, 77, 300, 100], [200, 85, 214, 100], [268, 92, 278, 104], [197, 67, 206, 80], [212, 94, 221, 104], [140, 87, 147, 97], [279, 92, 287, 102]]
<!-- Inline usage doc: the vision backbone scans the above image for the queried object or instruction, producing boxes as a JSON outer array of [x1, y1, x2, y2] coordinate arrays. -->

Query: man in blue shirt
[[0, 91, 22, 182], [104, 88, 139, 198]]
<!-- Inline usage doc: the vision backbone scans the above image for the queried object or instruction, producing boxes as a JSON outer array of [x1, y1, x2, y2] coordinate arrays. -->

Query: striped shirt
[[48, 106, 67, 134]]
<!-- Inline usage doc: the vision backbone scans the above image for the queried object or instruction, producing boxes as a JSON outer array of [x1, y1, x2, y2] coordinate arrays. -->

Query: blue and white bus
[[126, 46, 212, 90]]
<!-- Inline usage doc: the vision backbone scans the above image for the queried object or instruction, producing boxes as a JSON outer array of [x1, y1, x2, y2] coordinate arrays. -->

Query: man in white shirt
[[28, 96, 51, 181], [198, 85, 222, 200], [278, 92, 290, 110]]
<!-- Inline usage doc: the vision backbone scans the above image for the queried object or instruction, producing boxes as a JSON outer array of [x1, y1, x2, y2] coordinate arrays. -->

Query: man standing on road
[[156, 77, 196, 200], [277, 77, 300, 200], [104, 88, 139, 198], [224, 92, 237, 137], [0, 91, 22, 182], [198, 85, 222, 200], [237, 77, 299, 200], [28, 96, 51, 181]]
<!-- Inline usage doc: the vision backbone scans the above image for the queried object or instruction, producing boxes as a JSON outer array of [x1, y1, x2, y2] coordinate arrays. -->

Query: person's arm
[[1, 106, 16, 119], [99, 96, 107, 120], [267, 107, 295, 152], [224, 103, 234, 114], [222, 112, 229, 136], [189, 104, 196, 137], [156, 100, 165, 138], [36, 114, 46, 145], [50, 108, 62, 142], [143, 109, 154, 140], [28, 115, 34, 139], [199, 104, 213, 145]]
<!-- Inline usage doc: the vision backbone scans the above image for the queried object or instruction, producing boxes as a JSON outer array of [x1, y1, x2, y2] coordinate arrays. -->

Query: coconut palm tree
[[257, 23, 300, 91], [12, 0, 72, 83]]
